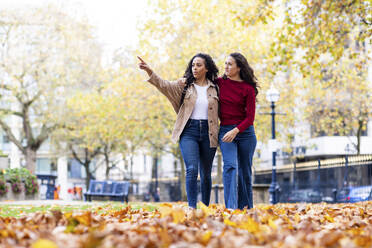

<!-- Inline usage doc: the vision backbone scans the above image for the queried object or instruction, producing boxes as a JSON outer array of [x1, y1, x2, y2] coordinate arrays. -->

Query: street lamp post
[[266, 85, 280, 204]]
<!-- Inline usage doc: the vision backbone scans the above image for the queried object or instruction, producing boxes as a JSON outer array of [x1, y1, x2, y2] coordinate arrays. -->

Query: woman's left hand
[[222, 128, 240, 143]]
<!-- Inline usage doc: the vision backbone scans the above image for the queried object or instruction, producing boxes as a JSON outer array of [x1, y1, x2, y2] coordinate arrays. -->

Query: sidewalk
[[0, 200, 99, 205]]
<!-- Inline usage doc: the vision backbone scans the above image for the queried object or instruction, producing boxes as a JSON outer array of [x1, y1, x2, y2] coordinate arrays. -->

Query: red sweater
[[217, 77, 256, 132]]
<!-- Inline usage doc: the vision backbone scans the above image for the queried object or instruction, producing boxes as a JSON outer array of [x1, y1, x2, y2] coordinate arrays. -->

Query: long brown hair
[[179, 53, 219, 106], [223, 52, 259, 96]]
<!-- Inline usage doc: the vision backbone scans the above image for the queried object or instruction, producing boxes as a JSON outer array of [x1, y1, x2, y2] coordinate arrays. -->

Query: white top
[[190, 84, 209, 120]]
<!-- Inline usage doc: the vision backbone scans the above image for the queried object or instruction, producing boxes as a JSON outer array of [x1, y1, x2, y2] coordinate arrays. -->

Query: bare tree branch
[[70, 145, 84, 165], [33, 123, 61, 149], [26, 89, 43, 107], [0, 108, 23, 117], [0, 119, 25, 153], [0, 83, 12, 92]]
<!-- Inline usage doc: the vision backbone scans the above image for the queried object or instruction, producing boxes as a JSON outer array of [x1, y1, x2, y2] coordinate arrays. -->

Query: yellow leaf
[[158, 206, 173, 218], [294, 213, 301, 224], [240, 217, 260, 233], [232, 209, 242, 215], [64, 212, 72, 219], [199, 202, 213, 216], [171, 209, 185, 224], [268, 218, 277, 230], [201, 231, 212, 245], [31, 239, 58, 248], [224, 219, 237, 227], [160, 203, 173, 208], [323, 215, 334, 223], [75, 213, 91, 226], [359, 209, 364, 216], [0, 230, 8, 238]]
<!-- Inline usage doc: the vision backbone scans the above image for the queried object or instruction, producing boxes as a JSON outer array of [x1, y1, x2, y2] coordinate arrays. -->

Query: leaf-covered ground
[[0, 201, 371, 248]]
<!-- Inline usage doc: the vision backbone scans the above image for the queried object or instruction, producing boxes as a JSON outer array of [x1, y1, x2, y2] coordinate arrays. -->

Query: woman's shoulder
[[216, 77, 223, 82], [244, 83, 256, 95], [216, 77, 228, 85]]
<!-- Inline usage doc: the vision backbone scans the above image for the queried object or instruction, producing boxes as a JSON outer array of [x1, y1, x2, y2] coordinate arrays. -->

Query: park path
[[0, 200, 98, 205]]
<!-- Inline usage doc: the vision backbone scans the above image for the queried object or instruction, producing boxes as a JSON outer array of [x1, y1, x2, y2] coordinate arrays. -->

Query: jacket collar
[[191, 79, 216, 88]]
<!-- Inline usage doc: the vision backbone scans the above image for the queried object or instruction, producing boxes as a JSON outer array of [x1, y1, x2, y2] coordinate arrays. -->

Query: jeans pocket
[[245, 125, 255, 134], [239, 126, 256, 140], [220, 125, 236, 133], [185, 120, 194, 129], [219, 126, 231, 141]]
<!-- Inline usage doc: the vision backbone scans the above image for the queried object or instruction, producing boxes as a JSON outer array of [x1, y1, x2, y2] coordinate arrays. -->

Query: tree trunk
[[152, 155, 159, 192], [173, 160, 178, 177], [356, 120, 363, 155], [104, 151, 110, 180], [217, 148, 222, 184], [130, 155, 134, 180], [25, 148, 37, 174], [84, 163, 92, 190]]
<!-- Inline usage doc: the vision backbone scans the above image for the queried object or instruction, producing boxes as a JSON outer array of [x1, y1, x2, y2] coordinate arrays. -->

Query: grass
[[0, 201, 159, 218]]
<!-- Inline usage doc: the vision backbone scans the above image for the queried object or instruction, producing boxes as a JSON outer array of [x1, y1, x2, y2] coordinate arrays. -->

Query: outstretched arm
[[137, 56, 185, 112], [138, 56, 153, 77]]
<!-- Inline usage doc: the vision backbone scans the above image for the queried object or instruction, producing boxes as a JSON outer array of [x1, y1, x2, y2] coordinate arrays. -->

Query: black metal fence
[[254, 155, 372, 203], [130, 155, 372, 204]]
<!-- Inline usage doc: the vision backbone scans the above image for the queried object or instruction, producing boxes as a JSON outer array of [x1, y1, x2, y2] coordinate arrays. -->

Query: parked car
[[336, 187, 352, 203], [287, 189, 323, 203], [336, 185, 372, 203], [320, 196, 334, 203]]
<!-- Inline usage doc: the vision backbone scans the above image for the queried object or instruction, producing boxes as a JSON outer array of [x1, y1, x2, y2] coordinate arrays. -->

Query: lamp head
[[266, 84, 280, 103]]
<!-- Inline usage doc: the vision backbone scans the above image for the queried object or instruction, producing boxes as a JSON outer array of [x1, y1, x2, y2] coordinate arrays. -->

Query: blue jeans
[[219, 125, 257, 209], [179, 119, 217, 208]]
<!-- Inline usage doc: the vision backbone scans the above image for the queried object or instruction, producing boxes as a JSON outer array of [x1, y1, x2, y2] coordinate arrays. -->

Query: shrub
[[18, 168, 39, 195], [24, 174, 38, 195], [0, 176, 8, 196], [3, 168, 38, 195], [7, 169, 22, 194]]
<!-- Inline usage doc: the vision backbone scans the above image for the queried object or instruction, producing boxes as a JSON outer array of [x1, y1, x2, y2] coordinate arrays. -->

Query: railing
[[254, 154, 372, 175]]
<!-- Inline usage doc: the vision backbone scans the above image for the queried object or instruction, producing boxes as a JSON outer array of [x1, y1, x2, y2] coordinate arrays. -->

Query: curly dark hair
[[179, 53, 219, 106], [223, 52, 259, 96]]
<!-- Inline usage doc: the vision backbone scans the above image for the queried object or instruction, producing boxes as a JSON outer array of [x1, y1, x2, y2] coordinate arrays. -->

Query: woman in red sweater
[[217, 52, 258, 209]]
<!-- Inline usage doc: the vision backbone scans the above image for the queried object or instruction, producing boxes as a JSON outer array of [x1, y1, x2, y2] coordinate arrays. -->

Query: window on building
[[0, 134, 11, 152], [67, 158, 96, 179], [36, 158, 51, 174], [3, 135, 9, 143], [68, 159, 84, 179]]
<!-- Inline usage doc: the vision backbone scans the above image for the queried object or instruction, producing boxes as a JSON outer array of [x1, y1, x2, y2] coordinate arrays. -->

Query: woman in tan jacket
[[138, 54, 219, 208]]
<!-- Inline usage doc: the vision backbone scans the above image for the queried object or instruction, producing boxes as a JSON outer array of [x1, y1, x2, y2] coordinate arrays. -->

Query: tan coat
[[148, 73, 219, 147]]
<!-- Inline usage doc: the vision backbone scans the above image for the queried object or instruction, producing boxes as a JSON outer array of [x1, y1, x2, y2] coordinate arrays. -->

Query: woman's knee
[[200, 173, 211, 182], [240, 174, 252, 185], [186, 166, 198, 177], [223, 159, 237, 171]]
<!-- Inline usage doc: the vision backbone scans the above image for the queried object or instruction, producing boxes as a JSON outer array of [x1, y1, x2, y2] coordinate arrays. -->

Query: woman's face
[[224, 56, 240, 78], [192, 57, 208, 80]]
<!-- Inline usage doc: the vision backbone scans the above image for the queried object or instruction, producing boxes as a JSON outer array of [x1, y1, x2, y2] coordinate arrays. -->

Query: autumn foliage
[[0, 202, 371, 247]]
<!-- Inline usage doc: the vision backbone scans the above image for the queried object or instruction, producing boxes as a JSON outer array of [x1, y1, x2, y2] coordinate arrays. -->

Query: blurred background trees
[[0, 0, 370, 194]]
